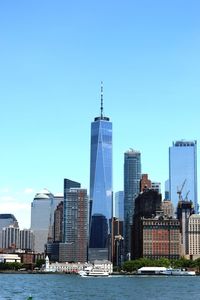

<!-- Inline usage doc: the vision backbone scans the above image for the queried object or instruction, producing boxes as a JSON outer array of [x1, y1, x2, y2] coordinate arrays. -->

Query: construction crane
[[177, 179, 186, 202], [184, 190, 190, 201]]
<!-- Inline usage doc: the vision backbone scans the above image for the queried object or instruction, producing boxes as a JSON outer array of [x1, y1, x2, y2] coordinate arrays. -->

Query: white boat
[[159, 268, 196, 276], [87, 269, 110, 277], [78, 268, 109, 277], [171, 269, 195, 276]]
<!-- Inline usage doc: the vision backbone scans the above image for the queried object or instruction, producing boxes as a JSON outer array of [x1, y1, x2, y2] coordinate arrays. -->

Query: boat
[[78, 268, 109, 277], [171, 269, 195, 276], [159, 268, 196, 276], [137, 267, 196, 276]]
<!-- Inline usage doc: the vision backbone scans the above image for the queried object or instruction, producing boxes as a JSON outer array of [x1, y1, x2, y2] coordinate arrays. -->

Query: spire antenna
[[100, 81, 103, 119]]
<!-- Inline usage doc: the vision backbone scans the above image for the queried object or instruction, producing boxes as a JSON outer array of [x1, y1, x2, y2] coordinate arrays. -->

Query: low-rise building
[[0, 253, 21, 263]]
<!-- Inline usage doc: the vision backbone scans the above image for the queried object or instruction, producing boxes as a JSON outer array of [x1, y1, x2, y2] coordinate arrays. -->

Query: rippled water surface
[[1, 274, 200, 300]]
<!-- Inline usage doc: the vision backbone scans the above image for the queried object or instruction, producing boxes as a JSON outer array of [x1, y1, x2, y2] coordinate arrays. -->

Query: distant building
[[110, 217, 123, 266], [151, 182, 161, 194], [114, 191, 124, 221], [0, 254, 21, 263], [124, 148, 141, 259], [165, 179, 170, 200], [63, 179, 80, 243], [140, 174, 151, 192], [177, 200, 194, 256], [54, 201, 63, 243], [162, 200, 174, 218], [132, 189, 162, 259], [63, 188, 88, 263], [188, 214, 200, 259], [0, 214, 18, 248], [20, 229, 34, 251], [142, 217, 180, 259], [31, 188, 61, 253], [2, 224, 20, 249], [169, 140, 198, 213], [89, 84, 113, 261]]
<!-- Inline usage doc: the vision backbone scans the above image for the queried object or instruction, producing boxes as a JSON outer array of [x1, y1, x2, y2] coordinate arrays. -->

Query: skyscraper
[[89, 83, 112, 261], [63, 188, 88, 262], [31, 188, 61, 253], [63, 179, 81, 243], [114, 191, 124, 221], [169, 140, 198, 213], [124, 149, 141, 259]]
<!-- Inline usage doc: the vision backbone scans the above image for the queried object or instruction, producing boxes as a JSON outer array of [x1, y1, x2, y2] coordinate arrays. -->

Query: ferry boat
[[137, 267, 195, 276], [78, 268, 109, 277], [159, 268, 196, 276]]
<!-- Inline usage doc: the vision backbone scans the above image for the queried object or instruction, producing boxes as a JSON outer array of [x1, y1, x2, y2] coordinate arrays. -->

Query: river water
[[0, 273, 200, 300]]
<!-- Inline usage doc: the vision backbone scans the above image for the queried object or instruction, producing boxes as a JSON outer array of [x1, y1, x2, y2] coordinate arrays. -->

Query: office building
[[124, 148, 141, 259], [0, 214, 18, 248], [132, 189, 162, 259], [142, 217, 181, 259], [63, 188, 88, 262], [54, 201, 63, 243], [188, 214, 200, 259], [31, 188, 61, 253], [114, 191, 124, 221], [63, 179, 81, 243], [110, 217, 123, 266], [20, 229, 34, 251], [165, 179, 170, 200], [177, 200, 194, 256], [89, 84, 113, 261], [169, 140, 198, 213], [2, 224, 20, 249]]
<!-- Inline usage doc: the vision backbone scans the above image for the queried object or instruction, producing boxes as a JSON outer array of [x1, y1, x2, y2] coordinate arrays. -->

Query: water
[[1, 274, 200, 300]]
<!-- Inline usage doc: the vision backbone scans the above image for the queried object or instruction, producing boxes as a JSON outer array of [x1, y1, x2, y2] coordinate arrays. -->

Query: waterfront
[[1, 274, 200, 300]]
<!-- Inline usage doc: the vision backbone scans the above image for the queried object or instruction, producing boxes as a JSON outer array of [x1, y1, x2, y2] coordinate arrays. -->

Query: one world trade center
[[89, 83, 113, 261]]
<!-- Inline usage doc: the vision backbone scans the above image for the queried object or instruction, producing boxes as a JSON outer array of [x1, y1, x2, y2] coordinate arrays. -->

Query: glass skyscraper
[[89, 85, 112, 260], [124, 149, 141, 259], [169, 140, 198, 213]]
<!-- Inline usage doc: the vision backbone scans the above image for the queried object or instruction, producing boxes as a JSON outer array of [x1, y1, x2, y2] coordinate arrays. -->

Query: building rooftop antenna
[[100, 81, 103, 119]]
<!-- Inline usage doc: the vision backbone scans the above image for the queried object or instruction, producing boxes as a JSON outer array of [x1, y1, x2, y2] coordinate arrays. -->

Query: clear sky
[[0, 0, 200, 229]]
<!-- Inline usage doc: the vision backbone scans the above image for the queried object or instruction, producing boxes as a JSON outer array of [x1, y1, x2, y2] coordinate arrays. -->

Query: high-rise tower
[[169, 140, 198, 213], [124, 149, 141, 259], [89, 83, 113, 261]]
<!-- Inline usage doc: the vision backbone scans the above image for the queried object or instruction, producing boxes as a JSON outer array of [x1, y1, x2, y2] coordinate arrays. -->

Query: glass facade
[[114, 191, 124, 221], [124, 149, 141, 258], [169, 140, 198, 213], [89, 116, 112, 251]]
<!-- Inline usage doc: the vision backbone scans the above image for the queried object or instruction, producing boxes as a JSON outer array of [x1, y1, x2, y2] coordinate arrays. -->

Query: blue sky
[[0, 0, 200, 228]]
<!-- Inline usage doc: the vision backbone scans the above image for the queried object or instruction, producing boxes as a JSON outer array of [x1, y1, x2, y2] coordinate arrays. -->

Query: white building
[[0, 254, 21, 263], [20, 229, 34, 251], [2, 224, 20, 249], [44, 256, 85, 273]]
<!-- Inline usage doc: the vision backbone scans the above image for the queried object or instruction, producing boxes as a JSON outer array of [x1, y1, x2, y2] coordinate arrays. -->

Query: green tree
[[35, 259, 45, 269]]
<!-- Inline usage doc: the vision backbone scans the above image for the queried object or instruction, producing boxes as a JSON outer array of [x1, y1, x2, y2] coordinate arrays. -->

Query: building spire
[[100, 81, 103, 119]]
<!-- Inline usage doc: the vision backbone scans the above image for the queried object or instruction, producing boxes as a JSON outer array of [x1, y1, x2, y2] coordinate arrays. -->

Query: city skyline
[[0, 1, 200, 229]]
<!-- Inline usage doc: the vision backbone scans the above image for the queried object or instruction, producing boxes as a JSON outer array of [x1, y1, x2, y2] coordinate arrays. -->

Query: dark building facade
[[110, 217, 123, 266], [132, 189, 162, 259], [54, 201, 63, 243], [124, 149, 141, 259], [177, 200, 194, 256], [63, 179, 81, 243]]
